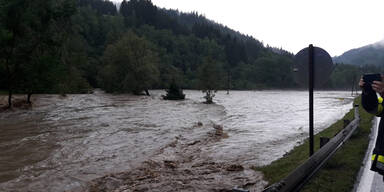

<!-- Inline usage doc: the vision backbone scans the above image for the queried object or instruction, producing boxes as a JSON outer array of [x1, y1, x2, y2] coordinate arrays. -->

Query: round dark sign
[[293, 46, 333, 88]]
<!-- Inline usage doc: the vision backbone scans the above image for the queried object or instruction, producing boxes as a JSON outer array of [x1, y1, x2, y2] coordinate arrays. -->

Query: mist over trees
[[0, 0, 365, 107], [334, 41, 384, 67]]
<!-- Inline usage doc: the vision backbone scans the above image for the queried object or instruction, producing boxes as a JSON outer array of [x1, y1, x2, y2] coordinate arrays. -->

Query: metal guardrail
[[261, 105, 360, 192]]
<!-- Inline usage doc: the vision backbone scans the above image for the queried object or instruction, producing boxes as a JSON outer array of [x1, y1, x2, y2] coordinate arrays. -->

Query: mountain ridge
[[333, 40, 384, 66]]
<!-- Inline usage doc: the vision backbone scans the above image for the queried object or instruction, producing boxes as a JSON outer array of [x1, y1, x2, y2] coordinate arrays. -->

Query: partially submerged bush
[[162, 81, 185, 100], [203, 90, 216, 104]]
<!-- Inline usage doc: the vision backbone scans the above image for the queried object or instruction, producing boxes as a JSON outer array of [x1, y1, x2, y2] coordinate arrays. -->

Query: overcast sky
[[113, 0, 384, 56]]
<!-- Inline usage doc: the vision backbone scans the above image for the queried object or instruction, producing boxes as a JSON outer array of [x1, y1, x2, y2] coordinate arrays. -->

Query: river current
[[0, 90, 354, 191]]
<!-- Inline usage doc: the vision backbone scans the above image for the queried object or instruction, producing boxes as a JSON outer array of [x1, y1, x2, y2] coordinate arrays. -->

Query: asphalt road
[[355, 117, 384, 192]]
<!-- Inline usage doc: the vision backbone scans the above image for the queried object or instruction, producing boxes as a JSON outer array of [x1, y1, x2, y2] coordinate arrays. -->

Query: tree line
[[0, 0, 364, 107]]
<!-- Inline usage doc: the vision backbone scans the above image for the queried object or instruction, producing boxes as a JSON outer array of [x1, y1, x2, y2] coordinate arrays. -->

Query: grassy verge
[[255, 96, 375, 191], [0, 90, 8, 95]]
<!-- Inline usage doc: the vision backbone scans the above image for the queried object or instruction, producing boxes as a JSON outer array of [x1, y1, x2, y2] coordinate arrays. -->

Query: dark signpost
[[294, 45, 333, 157]]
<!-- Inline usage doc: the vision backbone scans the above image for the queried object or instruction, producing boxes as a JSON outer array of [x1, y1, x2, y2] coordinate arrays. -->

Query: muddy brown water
[[0, 90, 353, 192]]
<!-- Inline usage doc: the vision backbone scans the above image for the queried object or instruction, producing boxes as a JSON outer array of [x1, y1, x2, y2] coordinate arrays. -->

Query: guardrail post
[[354, 104, 359, 119], [320, 137, 330, 148]]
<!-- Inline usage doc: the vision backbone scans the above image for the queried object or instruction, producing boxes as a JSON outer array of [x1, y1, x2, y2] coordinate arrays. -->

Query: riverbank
[[256, 97, 374, 191]]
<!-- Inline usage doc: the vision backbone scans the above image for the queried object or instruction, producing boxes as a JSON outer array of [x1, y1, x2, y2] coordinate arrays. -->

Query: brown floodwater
[[0, 90, 354, 192]]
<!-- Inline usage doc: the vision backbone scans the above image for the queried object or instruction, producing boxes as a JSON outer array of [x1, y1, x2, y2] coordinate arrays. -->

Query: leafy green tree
[[0, 0, 72, 106], [55, 36, 92, 95], [100, 30, 159, 95], [24, 0, 81, 100], [0, 0, 31, 107], [0, 0, 90, 107]]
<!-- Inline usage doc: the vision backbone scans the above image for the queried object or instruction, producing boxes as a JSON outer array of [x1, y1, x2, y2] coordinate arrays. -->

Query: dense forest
[[0, 0, 373, 107]]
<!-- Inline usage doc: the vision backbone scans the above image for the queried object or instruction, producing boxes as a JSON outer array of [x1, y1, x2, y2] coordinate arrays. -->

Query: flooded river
[[0, 90, 354, 191]]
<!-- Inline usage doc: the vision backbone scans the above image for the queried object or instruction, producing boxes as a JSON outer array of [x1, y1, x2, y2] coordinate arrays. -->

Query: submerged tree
[[100, 30, 159, 95], [161, 64, 185, 100], [198, 56, 223, 104], [163, 80, 185, 100]]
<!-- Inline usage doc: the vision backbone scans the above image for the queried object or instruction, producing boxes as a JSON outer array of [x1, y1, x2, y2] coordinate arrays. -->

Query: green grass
[[255, 97, 375, 191]]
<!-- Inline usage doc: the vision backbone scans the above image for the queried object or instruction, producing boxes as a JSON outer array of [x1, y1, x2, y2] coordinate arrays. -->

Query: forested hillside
[[79, 0, 299, 91], [334, 40, 384, 67], [328, 40, 384, 90], [0, 0, 365, 105]]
